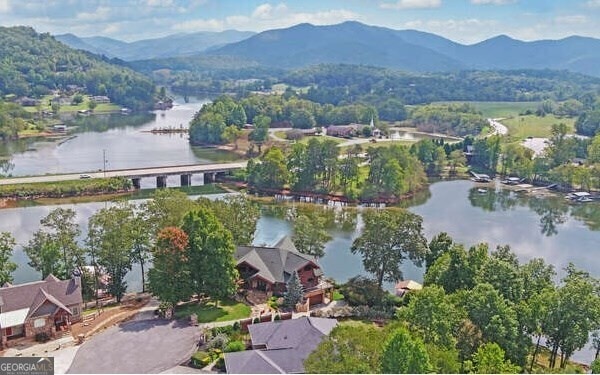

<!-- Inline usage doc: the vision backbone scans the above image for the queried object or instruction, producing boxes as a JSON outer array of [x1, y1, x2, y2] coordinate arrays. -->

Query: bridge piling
[[203, 172, 215, 185], [132, 178, 141, 190], [180, 174, 192, 187], [156, 175, 167, 188]]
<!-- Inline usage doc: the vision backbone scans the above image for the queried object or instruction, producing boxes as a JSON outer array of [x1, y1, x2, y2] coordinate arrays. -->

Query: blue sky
[[0, 0, 598, 43]]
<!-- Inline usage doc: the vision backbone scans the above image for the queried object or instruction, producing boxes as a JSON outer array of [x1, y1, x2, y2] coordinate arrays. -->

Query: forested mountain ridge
[[55, 30, 255, 61], [0, 26, 155, 110], [207, 21, 600, 77]]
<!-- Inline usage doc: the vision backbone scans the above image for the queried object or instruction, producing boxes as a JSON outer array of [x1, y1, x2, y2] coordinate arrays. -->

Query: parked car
[[79, 174, 92, 179]]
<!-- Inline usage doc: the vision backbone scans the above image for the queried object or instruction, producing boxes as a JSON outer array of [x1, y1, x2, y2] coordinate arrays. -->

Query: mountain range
[[55, 30, 255, 61], [56, 21, 600, 77]]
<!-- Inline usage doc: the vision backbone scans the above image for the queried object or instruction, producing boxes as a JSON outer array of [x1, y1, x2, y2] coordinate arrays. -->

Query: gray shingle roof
[[0, 275, 82, 314], [225, 317, 338, 374], [235, 238, 317, 284]]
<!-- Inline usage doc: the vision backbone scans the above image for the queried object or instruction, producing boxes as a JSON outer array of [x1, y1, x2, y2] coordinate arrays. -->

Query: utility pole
[[103, 149, 107, 178]]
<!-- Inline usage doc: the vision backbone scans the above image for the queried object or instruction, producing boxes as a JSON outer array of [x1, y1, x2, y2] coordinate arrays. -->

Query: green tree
[[247, 147, 289, 189], [588, 134, 600, 164], [130, 208, 151, 293], [222, 125, 243, 149], [88, 99, 97, 112], [144, 189, 198, 235], [304, 324, 384, 373], [426, 232, 454, 272], [470, 342, 521, 374], [283, 270, 304, 308], [204, 195, 260, 246], [380, 327, 431, 374], [71, 93, 84, 105], [0, 232, 17, 285], [351, 209, 428, 288], [24, 208, 83, 279], [399, 285, 463, 349], [292, 214, 332, 258], [148, 227, 193, 307], [182, 209, 238, 303], [88, 205, 134, 303], [592, 358, 600, 374]]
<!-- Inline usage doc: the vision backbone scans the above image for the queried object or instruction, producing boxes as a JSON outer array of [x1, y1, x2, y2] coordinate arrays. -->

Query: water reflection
[[467, 186, 597, 236]]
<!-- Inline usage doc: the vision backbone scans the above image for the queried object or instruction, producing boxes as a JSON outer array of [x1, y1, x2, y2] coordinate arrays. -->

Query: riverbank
[[0, 183, 228, 209]]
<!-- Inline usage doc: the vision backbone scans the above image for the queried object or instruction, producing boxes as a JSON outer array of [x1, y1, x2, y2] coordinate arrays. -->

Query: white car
[[79, 174, 92, 179]]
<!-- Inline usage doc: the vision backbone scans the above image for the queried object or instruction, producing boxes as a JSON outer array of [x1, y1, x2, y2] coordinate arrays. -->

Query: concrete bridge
[[0, 161, 248, 188]]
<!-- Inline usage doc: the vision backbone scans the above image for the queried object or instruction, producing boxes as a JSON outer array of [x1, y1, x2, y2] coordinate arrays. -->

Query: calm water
[[1, 181, 598, 362], [0, 99, 239, 178]]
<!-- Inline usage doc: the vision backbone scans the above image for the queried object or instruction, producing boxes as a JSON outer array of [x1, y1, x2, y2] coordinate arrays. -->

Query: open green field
[[433, 101, 539, 119], [23, 95, 120, 114], [174, 299, 251, 322], [501, 114, 575, 139]]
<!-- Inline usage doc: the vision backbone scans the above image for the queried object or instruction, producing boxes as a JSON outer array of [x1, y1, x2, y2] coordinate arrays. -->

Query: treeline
[[410, 103, 487, 137], [0, 26, 155, 110], [575, 94, 600, 136], [189, 94, 486, 146], [0, 191, 259, 306], [0, 177, 132, 199], [0, 100, 31, 140], [305, 211, 600, 373], [283, 64, 600, 105], [188, 94, 378, 145], [246, 139, 428, 201]]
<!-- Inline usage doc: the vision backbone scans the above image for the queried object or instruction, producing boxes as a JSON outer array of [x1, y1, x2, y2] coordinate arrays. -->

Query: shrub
[[224, 340, 246, 353], [206, 333, 229, 350], [215, 357, 226, 371], [252, 317, 260, 324], [232, 321, 240, 331], [35, 332, 50, 343], [274, 314, 281, 321], [190, 351, 211, 368]]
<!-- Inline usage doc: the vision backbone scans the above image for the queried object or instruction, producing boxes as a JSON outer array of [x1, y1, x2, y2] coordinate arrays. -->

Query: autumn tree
[[148, 227, 192, 307], [351, 209, 428, 288], [0, 232, 17, 285]]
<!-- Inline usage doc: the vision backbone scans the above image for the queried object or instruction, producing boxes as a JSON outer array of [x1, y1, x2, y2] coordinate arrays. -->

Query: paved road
[[0, 161, 247, 186], [67, 308, 200, 374]]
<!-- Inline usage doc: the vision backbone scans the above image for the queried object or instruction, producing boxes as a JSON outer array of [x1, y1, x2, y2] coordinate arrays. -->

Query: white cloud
[[471, 0, 516, 5], [102, 23, 121, 35], [173, 3, 358, 32], [554, 15, 588, 25], [0, 0, 11, 13], [380, 0, 442, 10], [75, 6, 111, 21], [142, 0, 174, 7], [585, 0, 600, 8]]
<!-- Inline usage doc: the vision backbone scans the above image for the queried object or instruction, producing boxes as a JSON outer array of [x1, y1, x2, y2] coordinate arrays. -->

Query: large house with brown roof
[[235, 237, 333, 306], [0, 275, 83, 348]]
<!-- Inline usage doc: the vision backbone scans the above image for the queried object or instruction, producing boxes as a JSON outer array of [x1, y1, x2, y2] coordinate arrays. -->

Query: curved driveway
[[68, 316, 200, 374]]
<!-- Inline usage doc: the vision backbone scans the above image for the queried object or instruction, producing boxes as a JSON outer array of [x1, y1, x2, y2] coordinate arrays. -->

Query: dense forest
[[284, 65, 600, 105], [0, 26, 155, 110]]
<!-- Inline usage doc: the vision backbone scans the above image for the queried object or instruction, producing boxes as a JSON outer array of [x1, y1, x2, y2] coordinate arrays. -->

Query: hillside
[[56, 30, 255, 61], [206, 21, 600, 77], [0, 26, 155, 110]]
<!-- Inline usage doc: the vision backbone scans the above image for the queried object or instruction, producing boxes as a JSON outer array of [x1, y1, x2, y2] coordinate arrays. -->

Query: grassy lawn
[[174, 299, 251, 323], [432, 101, 539, 119], [333, 290, 344, 301], [501, 114, 575, 139], [23, 94, 120, 113]]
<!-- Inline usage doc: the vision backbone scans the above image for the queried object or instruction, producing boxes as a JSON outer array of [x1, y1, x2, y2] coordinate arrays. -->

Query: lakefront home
[[235, 237, 333, 306], [0, 274, 83, 348]]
